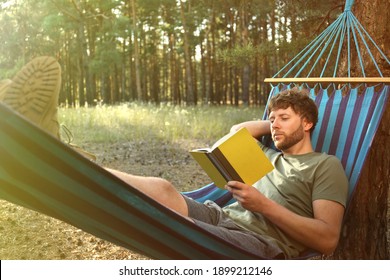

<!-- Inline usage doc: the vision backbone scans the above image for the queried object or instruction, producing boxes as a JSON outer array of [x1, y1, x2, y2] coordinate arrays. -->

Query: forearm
[[230, 120, 271, 139], [259, 199, 341, 255], [226, 181, 341, 255]]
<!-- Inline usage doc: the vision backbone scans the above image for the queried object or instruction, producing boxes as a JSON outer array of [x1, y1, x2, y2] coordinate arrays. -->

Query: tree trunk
[[131, 0, 142, 101], [240, 1, 250, 105], [206, 35, 214, 103], [331, 0, 390, 259], [179, 0, 196, 105]]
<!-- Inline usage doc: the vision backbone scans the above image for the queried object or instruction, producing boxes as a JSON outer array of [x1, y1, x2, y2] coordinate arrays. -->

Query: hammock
[[0, 103, 263, 260], [186, 0, 390, 203], [0, 0, 389, 259], [184, 85, 389, 209]]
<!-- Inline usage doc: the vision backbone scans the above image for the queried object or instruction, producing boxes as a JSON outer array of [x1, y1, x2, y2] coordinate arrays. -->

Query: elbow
[[321, 244, 338, 256], [318, 235, 340, 256]]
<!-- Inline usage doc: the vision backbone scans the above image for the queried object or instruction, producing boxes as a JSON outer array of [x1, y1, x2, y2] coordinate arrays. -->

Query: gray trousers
[[183, 195, 285, 259]]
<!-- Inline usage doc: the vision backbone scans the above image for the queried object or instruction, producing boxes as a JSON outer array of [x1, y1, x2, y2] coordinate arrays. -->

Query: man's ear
[[303, 119, 314, 132]]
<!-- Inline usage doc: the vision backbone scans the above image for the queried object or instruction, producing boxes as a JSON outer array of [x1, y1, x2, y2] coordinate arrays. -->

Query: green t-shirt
[[222, 143, 349, 258]]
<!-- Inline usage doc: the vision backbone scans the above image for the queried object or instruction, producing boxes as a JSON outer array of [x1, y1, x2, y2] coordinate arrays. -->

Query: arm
[[262, 197, 344, 255], [230, 120, 271, 140], [225, 181, 345, 255]]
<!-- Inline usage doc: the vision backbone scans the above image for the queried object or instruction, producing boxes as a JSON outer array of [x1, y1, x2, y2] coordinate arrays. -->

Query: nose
[[271, 119, 280, 130]]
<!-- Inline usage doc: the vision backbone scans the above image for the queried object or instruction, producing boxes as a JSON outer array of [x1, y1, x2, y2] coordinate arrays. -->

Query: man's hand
[[225, 180, 345, 255], [225, 181, 268, 212]]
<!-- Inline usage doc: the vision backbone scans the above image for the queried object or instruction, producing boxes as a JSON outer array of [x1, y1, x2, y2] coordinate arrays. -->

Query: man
[[106, 89, 348, 259], [2, 57, 348, 259]]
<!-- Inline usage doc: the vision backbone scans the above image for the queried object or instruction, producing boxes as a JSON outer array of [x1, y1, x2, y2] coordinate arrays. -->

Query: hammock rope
[[265, 0, 390, 84]]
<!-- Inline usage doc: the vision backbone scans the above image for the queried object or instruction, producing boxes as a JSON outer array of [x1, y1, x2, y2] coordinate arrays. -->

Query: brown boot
[[2, 56, 96, 161], [2, 56, 61, 139], [0, 79, 13, 101]]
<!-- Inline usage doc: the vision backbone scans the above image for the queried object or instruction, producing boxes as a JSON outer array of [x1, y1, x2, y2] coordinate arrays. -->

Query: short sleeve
[[312, 155, 349, 207]]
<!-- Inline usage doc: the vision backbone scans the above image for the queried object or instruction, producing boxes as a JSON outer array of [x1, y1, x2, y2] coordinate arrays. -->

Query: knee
[[148, 177, 176, 193]]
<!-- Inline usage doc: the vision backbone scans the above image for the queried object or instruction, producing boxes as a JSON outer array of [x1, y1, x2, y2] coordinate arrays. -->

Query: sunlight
[[0, 0, 15, 9]]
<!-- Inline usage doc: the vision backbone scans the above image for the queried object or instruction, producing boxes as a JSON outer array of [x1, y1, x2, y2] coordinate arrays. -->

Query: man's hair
[[267, 88, 318, 133]]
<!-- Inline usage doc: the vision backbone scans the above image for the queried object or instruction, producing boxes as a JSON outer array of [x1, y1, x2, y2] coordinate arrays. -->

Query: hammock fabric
[[184, 85, 390, 210]]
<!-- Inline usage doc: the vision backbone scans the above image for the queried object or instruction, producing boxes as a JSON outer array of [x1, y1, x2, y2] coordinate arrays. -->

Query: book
[[190, 127, 274, 188]]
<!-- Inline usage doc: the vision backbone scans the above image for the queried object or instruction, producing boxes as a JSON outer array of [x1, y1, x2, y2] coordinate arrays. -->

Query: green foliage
[[217, 42, 260, 67]]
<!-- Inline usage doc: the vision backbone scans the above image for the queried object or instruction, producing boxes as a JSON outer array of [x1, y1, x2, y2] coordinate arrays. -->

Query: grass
[[58, 103, 265, 145]]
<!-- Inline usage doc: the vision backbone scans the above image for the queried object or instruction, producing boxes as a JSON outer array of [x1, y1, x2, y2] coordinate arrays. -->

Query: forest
[[0, 0, 345, 106]]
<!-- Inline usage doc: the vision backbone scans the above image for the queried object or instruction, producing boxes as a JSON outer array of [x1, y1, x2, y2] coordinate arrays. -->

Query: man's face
[[269, 107, 306, 151]]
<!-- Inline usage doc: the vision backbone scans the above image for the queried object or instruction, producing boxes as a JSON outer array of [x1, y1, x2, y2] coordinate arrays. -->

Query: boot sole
[[0, 79, 12, 101], [2, 56, 61, 138]]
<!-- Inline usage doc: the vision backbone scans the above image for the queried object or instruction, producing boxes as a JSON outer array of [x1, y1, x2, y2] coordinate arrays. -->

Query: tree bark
[[331, 0, 390, 259], [130, 0, 142, 101], [240, 1, 250, 105], [179, 0, 196, 105]]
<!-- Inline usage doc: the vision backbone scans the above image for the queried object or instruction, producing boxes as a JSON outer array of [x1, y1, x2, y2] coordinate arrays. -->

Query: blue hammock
[[184, 85, 389, 210], [185, 0, 390, 210], [0, 0, 389, 259]]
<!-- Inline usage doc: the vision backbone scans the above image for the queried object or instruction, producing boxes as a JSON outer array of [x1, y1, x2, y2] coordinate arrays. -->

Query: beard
[[273, 123, 305, 151]]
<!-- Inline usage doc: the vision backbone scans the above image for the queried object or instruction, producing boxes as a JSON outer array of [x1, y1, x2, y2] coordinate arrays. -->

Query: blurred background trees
[[0, 0, 345, 106]]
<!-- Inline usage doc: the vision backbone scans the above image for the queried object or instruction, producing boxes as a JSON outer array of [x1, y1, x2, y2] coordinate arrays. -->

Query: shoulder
[[311, 153, 349, 206], [310, 153, 346, 179], [316, 153, 344, 168]]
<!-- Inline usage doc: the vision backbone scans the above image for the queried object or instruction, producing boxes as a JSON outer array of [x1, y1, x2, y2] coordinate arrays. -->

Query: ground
[[0, 138, 211, 260]]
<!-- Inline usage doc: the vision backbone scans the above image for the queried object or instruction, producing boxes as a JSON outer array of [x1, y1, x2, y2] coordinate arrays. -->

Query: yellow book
[[190, 127, 274, 188]]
